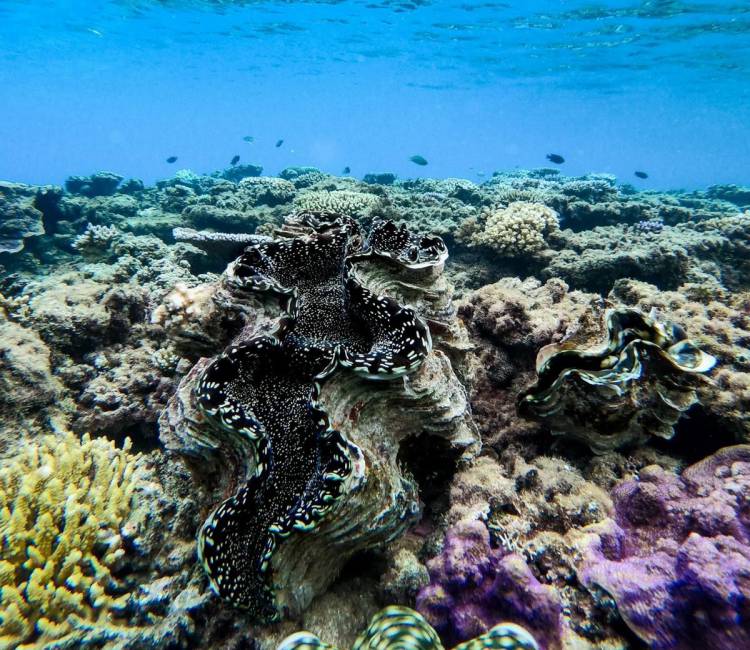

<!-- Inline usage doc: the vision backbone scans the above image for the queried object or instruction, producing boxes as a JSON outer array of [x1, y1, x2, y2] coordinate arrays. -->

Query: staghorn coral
[[578, 445, 750, 650], [294, 190, 382, 219], [278, 606, 539, 650], [518, 308, 716, 453], [0, 430, 139, 648], [469, 202, 559, 258]]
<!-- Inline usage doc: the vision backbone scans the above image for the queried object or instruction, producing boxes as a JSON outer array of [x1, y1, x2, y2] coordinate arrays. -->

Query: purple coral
[[579, 445, 750, 650], [416, 520, 563, 650]]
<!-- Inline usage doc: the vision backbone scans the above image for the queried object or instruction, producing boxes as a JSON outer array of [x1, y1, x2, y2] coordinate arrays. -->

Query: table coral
[[469, 202, 559, 258], [294, 190, 383, 219], [578, 445, 750, 649], [0, 430, 139, 648], [278, 606, 539, 650]]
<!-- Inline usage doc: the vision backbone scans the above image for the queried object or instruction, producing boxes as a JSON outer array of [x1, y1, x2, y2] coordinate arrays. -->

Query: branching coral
[[469, 202, 559, 257], [278, 606, 539, 650], [72, 223, 121, 256], [0, 430, 139, 648]]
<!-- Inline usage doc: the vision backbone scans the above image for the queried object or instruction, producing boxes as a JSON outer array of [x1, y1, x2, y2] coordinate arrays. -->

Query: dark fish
[[634, 171, 649, 179], [342, 166, 351, 174], [275, 139, 284, 148], [166, 156, 178, 163], [243, 136, 254, 142], [410, 155, 428, 166], [546, 153, 565, 164], [231, 155, 240, 166]]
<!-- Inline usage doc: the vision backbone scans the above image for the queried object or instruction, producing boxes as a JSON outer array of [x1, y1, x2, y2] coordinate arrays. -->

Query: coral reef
[[278, 606, 539, 650], [0, 182, 47, 254], [519, 308, 716, 453], [579, 445, 750, 649], [2, 165, 749, 650]]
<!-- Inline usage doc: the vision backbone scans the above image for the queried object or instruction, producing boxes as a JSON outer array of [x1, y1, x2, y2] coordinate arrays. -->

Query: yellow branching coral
[[472, 202, 559, 257], [294, 190, 382, 217], [0, 431, 139, 649]]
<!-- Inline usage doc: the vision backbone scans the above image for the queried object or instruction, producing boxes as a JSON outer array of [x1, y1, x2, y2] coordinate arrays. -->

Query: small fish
[[275, 139, 284, 148], [546, 153, 565, 164], [243, 136, 254, 142], [231, 155, 240, 166], [166, 156, 178, 163], [634, 170, 649, 179], [410, 155, 428, 166], [342, 166, 351, 174]]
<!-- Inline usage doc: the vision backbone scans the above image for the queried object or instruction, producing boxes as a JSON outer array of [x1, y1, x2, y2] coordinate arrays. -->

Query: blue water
[[1, 0, 749, 188]]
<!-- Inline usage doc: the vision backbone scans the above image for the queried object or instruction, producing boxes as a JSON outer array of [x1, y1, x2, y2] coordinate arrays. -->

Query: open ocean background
[[1, 0, 749, 188]]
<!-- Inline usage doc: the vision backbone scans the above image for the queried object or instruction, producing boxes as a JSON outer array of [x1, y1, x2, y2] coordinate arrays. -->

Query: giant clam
[[518, 308, 716, 453]]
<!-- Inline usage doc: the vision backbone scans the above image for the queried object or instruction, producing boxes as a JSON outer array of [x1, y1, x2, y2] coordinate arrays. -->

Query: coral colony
[[1, 166, 749, 649]]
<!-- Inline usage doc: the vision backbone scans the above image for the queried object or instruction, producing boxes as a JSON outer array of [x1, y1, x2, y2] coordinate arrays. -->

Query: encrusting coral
[[416, 520, 562, 650], [578, 445, 750, 650], [278, 606, 539, 650], [0, 430, 139, 648]]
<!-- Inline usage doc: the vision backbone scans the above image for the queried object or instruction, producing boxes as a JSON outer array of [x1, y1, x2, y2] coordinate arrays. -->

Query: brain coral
[[294, 190, 382, 218], [471, 202, 559, 257], [0, 430, 139, 648]]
